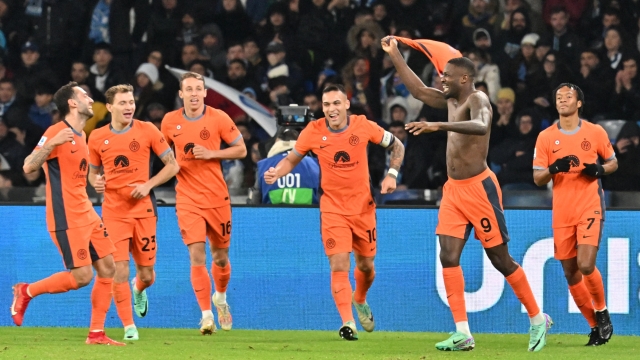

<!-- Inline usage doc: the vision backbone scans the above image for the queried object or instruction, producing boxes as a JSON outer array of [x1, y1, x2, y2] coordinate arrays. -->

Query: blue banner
[[1, 207, 638, 334]]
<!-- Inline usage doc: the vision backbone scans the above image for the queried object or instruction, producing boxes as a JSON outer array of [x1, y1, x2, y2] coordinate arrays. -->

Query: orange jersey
[[294, 115, 385, 215], [161, 106, 242, 208], [533, 120, 616, 227], [38, 121, 99, 231], [88, 120, 171, 219]]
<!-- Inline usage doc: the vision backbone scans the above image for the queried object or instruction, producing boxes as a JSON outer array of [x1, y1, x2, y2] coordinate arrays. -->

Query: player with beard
[[382, 37, 552, 352], [11, 82, 123, 345]]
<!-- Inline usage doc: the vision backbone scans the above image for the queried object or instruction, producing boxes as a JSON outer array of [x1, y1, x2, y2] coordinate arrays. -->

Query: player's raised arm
[[381, 36, 447, 110], [23, 128, 74, 173], [264, 150, 304, 185], [406, 92, 490, 136]]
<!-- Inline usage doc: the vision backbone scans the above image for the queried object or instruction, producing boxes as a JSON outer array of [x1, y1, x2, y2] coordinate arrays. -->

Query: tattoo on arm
[[24, 145, 53, 170], [160, 149, 177, 166], [388, 138, 405, 171]]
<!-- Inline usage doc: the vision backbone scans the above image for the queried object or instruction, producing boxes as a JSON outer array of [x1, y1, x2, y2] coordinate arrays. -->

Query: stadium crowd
[[1, 0, 640, 200]]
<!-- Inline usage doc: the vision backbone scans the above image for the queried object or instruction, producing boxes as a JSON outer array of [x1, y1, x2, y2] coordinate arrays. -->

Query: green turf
[[0, 327, 638, 360]]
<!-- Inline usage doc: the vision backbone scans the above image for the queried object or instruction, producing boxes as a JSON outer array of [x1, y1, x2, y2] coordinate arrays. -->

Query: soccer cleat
[[352, 293, 375, 332], [86, 331, 126, 346], [212, 293, 232, 331], [528, 313, 553, 352], [131, 278, 148, 318], [595, 309, 613, 341], [199, 316, 216, 335], [339, 321, 359, 341], [11, 283, 32, 326], [435, 331, 475, 351], [124, 327, 139, 341], [585, 327, 608, 346]]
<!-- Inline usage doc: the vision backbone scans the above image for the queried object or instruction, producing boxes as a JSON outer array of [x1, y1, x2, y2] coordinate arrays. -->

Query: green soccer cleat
[[435, 331, 475, 351], [124, 326, 139, 341], [131, 278, 148, 318], [339, 321, 359, 341], [352, 293, 375, 332], [529, 313, 553, 352]]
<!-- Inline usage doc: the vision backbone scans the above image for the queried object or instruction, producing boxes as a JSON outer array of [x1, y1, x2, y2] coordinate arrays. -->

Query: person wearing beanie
[[490, 87, 519, 148], [132, 62, 164, 119]]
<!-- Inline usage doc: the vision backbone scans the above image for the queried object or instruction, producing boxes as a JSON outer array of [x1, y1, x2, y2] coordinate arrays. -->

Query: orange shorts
[[176, 203, 231, 248], [321, 208, 376, 257], [436, 168, 510, 248], [103, 216, 157, 266], [49, 219, 115, 269], [553, 216, 603, 260]]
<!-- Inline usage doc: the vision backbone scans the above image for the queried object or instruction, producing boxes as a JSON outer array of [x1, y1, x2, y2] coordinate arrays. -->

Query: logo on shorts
[[200, 128, 210, 140], [184, 143, 195, 155], [566, 155, 580, 167], [79, 158, 88, 171], [581, 140, 591, 151], [114, 155, 129, 168], [129, 140, 140, 152], [77, 249, 88, 260], [326, 238, 336, 249], [349, 134, 359, 146]]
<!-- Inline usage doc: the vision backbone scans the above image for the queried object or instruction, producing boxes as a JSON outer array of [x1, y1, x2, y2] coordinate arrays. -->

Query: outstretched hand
[[405, 121, 439, 135], [381, 36, 398, 53]]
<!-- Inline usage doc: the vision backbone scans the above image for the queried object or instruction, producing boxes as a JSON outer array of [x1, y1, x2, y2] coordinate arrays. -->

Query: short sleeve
[[217, 110, 243, 145], [87, 133, 102, 169], [532, 133, 549, 170], [160, 115, 173, 147], [596, 125, 616, 161], [148, 124, 171, 158], [293, 126, 314, 157], [35, 126, 59, 160], [365, 119, 385, 145]]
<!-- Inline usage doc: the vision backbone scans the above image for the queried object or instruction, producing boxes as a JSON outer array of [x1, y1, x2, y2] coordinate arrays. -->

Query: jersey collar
[[325, 115, 350, 133], [182, 106, 207, 121], [109, 119, 134, 134], [557, 119, 582, 135], [62, 119, 82, 136]]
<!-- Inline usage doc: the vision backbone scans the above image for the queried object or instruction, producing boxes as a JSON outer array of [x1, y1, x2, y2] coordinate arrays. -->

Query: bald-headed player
[[534, 83, 617, 346], [383, 37, 552, 352]]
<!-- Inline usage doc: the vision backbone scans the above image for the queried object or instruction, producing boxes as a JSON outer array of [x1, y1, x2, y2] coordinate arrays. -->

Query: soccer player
[[87, 84, 179, 341], [382, 37, 552, 352], [11, 82, 124, 346], [533, 83, 617, 346], [264, 84, 405, 340], [161, 72, 246, 334]]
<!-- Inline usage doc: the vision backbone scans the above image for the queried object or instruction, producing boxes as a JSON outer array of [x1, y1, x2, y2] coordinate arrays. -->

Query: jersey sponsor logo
[[114, 155, 130, 167], [581, 140, 591, 151], [110, 155, 138, 174], [200, 128, 210, 140], [184, 143, 195, 155], [129, 140, 140, 152], [79, 158, 88, 171], [326, 238, 336, 249], [566, 155, 580, 167], [331, 151, 358, 169], [349, 134, 359, 146], [77, 249, 88, 260], [37, 136, 47, 146]]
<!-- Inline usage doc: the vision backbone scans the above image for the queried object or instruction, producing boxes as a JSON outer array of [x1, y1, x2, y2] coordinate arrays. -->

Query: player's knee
[[577, 260, 595, 275], [439, 251, 460, 267], [73, 267, 94, 287], [213, 257, 228, 268], [356, 261, 374, 274]]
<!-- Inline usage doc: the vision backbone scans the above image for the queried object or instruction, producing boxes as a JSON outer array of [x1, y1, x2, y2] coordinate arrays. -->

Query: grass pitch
[[0, 327, 638, 360]]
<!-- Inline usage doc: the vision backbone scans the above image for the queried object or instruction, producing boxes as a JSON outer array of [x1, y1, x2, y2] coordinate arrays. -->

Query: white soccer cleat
[[199, 316, 216, 335], [212, 293, 232, 331]]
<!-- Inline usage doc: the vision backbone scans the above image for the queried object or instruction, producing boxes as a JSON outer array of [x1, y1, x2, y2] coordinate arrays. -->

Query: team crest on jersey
[[581, 140, 591, 151], [184, 142, 195, 154], [129, 140, 140, 152], [349, 134, 359, 146], [200, 128, 210, 140]]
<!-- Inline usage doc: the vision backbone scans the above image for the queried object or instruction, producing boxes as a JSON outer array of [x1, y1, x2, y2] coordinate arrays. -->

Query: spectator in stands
[[611, 55, 640, 120], [587, 7, 623, 50], [347, 18, 385, 78], [490, 110, 540, 189], [243, 37, 266, 86], [388, 0, 430, 40], [468, 48, 500, 102], [88, 0, 111, 45], [260, 41, 303, 103], [132, 63, 164, 119], [491, 87, 519, 148], [0, 56, 12, 81], [70, 61, 102, 102], [0, 0, 28, 57], [303, 93, 322, 119], [506, 33, 539, 109], [458, 0, 498, 51], [214, 0, 255, 45], [495, 0, 544, 35], [342, 56, 381, 121], [604, 121, 640, 191], [146, 49, 179, 111], [225, 59, 256, 94], [14, 41, 58, 103], [180, 43, 201, 71], [0, 117, 27, 172], [529, 51, 574, 119], [534, 36, 552, 62], [28, 84, 56, 130], [372, 1, 391, 34], [147, 0, 182, 67], [0, 78, 28, 130], [188, 59, 214, 79], [544, 6, 584, 67], [177, 10, 200, 49], [199, 23, 227, 76], [88, 42, 126, 95], [495, 7, 532, 59], [257, 2, 297, 58], [575, 48, 615, 120], [603, 26, 628, 70], [543, 0, 588, 29]]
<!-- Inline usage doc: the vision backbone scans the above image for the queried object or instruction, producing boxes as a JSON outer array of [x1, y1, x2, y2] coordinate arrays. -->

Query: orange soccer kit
[[88, 119, 171, 327], [161, 106, 241, 313], [534, 120, 616, 323], [294, 114, 386, 324], [25, 120, 115, 332]]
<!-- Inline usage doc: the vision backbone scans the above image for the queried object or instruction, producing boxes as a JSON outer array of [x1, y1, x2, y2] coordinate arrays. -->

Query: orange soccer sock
[[212, 263, 231, 293], [569, 280, 598, 328], [354, 267, 375, 304], [191, 265, 212, 311], [90, 277, 113, 331], [443, 266, 467, 323], [27, 271, 79, 297], [583, 267, 606, 311], [135, 271, 155, 292], [331, 271, 354, 323], [505, 266, 540, 318], [113, 281, 134, 327]]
